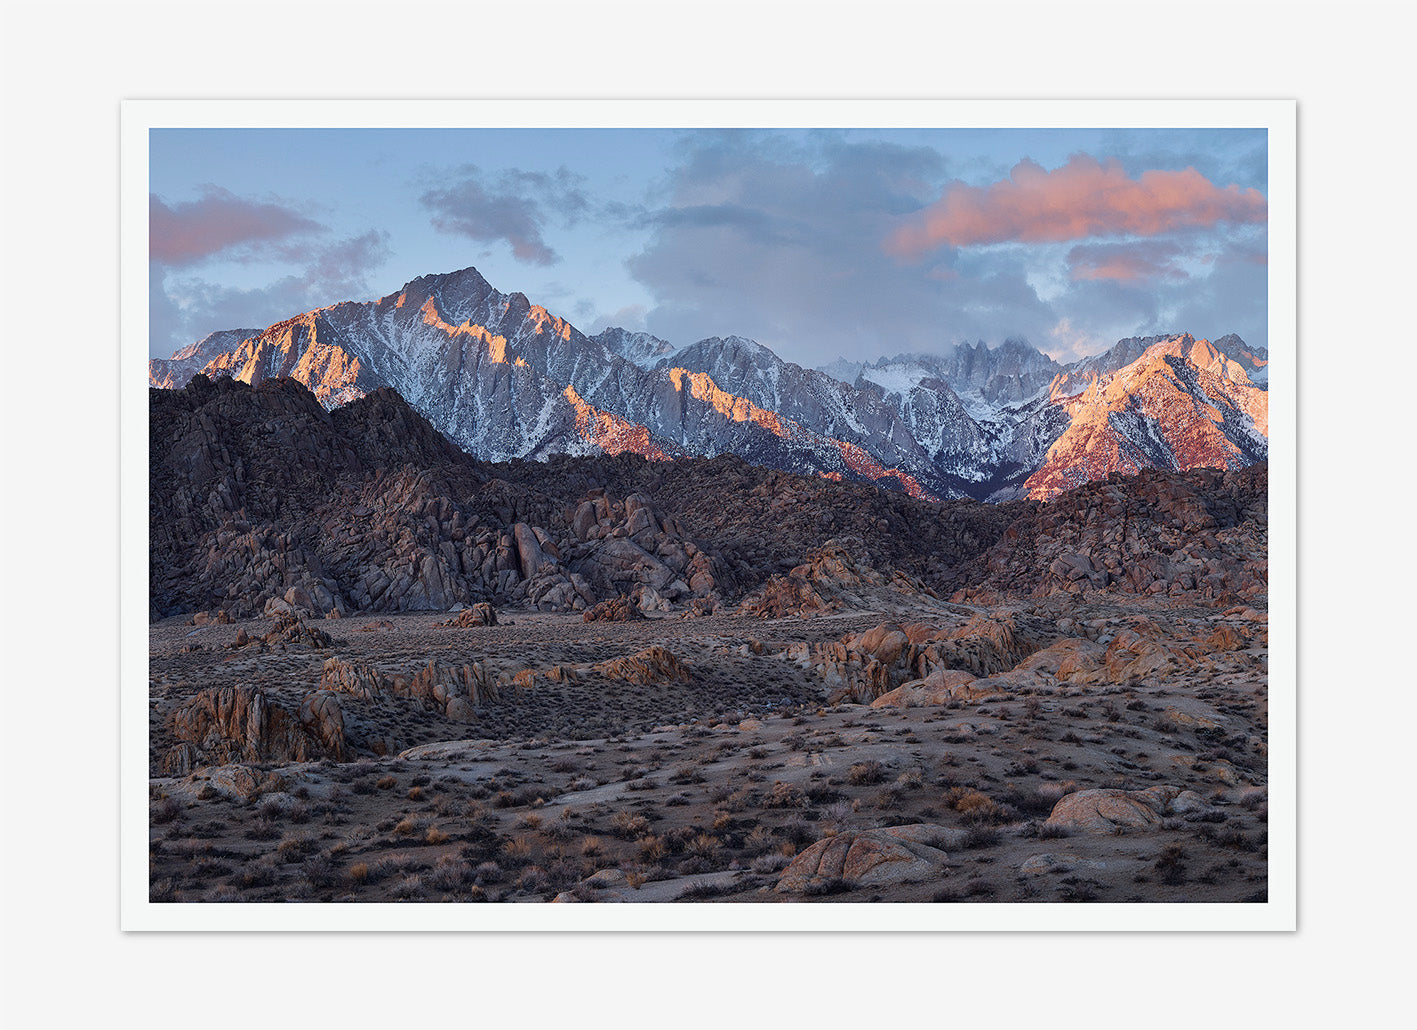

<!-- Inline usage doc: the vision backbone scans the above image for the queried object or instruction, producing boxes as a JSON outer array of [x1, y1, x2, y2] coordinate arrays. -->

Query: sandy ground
[[148, 599, 1268, 904]]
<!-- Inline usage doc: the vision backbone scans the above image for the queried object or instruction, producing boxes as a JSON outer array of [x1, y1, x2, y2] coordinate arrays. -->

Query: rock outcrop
[[164, 685, 348, 772], [151, 371, 1264, 623], [440, 602, 498, 627], [799, 614, 1042, 705], [950, 464, 1267, 604], [1044, 785, 1212, 833], [581, 596, 646, 623], [593, 646, 693, 685], [775, 825, 957, 892], [319, 655, 497, 721]]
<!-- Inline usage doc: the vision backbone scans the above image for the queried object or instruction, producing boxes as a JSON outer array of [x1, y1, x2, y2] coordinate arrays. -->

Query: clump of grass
[[802, 878, 851, 896], [686, 833, 723, 860], [240, 861, 278, 888], [151, 797, 182, 825], [847, 761, 886, 786], [780, 816, 816, 846], [761, 781, 806, 809], [942, 787, 1014, 825], [609, 811, 651, 839], [426, 857, 474, 891], [680, 879, 733, 900], [1154, 844, 1187, 885], [301, 853, 339, 888], [895, 768, 924, 790], [961, 825, 1001, 849], [751, 853, 792, 874], [276, 834, 318, 861], [744, 825, 777, 855], [637, 835, 668, 862], [390, 874, 424, 900]]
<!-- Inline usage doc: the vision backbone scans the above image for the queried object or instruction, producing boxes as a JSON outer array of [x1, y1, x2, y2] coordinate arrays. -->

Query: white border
[[122, 98, 1296, 932]]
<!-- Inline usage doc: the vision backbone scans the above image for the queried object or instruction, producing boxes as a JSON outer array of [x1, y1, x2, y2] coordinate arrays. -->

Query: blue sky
[[150, 126, 1267, 365]]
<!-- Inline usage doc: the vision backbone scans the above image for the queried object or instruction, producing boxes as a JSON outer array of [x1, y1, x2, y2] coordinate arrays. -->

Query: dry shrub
[[943, 786, 1014, 825], [847, 761, 885, 786], [637, 835, 668, 862], [761, 781, 806, 809], [609, 811, 651, 839]]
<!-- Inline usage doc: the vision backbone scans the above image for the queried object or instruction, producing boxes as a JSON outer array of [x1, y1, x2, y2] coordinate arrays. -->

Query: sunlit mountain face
[[150, 266, 1268, 503]]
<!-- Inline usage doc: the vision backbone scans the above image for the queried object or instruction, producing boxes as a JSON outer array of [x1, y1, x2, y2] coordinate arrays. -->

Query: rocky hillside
[[150, 375, 1020, 619], [948, 463, 1268, 605], [1025, 335, 1269, 499], [149, 265, 1269, 501]]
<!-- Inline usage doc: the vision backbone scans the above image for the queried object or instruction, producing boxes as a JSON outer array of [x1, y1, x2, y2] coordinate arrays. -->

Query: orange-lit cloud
[[886, 155, 1266, 258], [1067, 240, 1189, 283], [150, 187, 326, 267]]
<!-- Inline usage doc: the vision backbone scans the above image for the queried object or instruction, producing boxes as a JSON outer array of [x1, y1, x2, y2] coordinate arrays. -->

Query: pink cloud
[[1067, 240, 1189, 283], [150, 186, 325, 266], [886, 155, 1266, 258]]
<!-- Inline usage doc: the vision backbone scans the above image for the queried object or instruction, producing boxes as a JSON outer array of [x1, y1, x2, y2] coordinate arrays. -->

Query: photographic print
[[126, 100, 1294, 928]]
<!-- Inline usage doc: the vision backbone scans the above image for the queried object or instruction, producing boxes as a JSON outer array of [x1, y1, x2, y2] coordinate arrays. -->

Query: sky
[[149, 127, 1267, 365]]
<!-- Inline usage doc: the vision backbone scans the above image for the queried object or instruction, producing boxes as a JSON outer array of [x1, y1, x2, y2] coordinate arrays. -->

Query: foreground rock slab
[[1044, 785, 1211, 833], [776, 824, 959, 893]]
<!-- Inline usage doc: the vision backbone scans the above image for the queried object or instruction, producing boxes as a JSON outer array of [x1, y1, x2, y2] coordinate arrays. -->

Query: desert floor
[[148, 598, 1267, 904]]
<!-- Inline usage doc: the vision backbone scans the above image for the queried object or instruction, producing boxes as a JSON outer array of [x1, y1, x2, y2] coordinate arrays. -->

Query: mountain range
[[149, 265, 1269, 501]]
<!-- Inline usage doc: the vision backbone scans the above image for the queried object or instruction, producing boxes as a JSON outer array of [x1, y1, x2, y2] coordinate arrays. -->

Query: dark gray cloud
[[1164, 239, 1269, 354], [1038, 229, 1269, 360], [420, 165, 590, 266], [623, 135, 1267, 366], [625, 135, 1049, 364]]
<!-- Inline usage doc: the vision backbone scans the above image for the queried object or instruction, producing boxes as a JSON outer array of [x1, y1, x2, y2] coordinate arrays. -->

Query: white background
[[2, 0, 1413, 1025]]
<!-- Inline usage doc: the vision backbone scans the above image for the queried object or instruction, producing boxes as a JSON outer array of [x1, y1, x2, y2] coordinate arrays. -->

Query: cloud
[[1045, 317, 1102, 363], [1165, 238, 1268, 351], [623, 134, 1064, 365], [1098, 128, 1268, 196], [151, 230, 392, 356], [885, 155, 1267, 258], [420, 165, 590, 266], [1067, 239, 1190, 283], [626, 136, 1271, 364], [150, 186, 326, 267], [588, 303, 648, 334]]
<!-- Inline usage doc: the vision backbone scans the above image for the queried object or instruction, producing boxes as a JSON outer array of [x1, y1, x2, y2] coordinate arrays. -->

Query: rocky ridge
[[149, 375, 1020, 620], [150, 266, 1269, 502]]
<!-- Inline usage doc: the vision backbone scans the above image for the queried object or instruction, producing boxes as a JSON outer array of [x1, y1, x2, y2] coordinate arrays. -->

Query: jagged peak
[[695, 333, 771, 352], [402, 265, 494, 294], [678, 334, 780, 368], [592, 325, 672, 346]]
